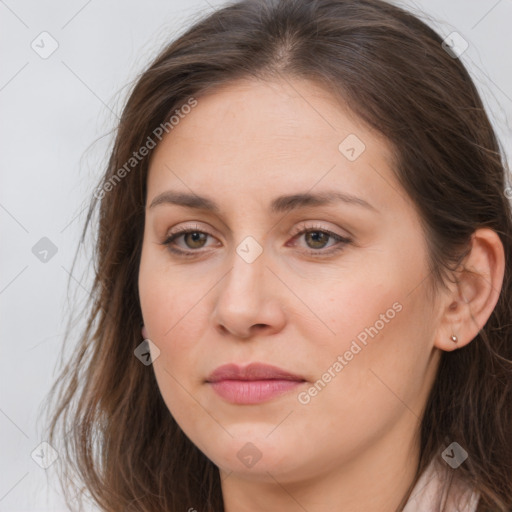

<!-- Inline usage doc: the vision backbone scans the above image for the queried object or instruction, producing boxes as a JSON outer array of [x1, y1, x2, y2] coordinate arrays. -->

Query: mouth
[[206, 363, 307, 405]]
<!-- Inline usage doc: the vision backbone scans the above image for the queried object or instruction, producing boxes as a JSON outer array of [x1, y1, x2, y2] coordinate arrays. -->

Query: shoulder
[[402, 456, 480, 512]]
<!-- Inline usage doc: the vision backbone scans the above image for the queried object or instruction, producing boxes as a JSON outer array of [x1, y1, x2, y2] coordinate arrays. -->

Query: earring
[[450, 335, 458, 343]]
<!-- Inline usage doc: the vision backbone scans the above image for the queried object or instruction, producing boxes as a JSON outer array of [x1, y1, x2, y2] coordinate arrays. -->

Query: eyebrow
[[148, 190, 377, 214]]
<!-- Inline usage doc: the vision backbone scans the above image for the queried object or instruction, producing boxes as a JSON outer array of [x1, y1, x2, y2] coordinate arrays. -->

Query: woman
[[45, 0, 512, 510]]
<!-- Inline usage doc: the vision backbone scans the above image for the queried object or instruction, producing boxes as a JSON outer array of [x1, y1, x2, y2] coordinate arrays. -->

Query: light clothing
[[402, 457, 480, 511]]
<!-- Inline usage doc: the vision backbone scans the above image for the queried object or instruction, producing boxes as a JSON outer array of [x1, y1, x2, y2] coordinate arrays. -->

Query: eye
[[160, 224, 218, 257], [287, 223, 352, 257], [160, 222, 352, 258]]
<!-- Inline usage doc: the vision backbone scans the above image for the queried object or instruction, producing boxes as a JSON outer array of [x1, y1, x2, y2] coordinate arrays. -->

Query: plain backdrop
[[1, 0, 511, 510]]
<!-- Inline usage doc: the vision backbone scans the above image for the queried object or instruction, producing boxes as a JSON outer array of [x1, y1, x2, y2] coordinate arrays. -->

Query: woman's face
[[138, 78, 442, 485]]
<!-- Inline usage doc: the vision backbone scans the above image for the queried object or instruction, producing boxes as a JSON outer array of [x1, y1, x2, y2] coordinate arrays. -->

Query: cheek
[[139, 260, 213, 439], [309, 279, 434, 431], [303, 247, 433, 402], [138, 246, 212, 377], [294, 262, 403, 356], [293, 300, 429, 469], [138, 243, 206, 341], [139, 254, 197, 409], [139, 272, 207, 377]]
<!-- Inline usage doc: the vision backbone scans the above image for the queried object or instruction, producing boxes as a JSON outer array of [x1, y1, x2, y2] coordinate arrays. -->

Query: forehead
[[154, 77, 387, 154], [146, 77, 400, 215]]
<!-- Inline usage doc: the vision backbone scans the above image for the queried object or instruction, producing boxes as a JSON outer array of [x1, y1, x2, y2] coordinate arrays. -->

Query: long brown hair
[[44, 0, 512, 510]]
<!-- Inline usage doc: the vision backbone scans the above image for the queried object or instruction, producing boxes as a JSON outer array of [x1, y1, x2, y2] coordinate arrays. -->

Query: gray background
[[1, 0, 511, 510]]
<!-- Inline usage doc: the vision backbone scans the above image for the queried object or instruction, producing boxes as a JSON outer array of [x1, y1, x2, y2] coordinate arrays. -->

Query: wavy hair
[[44, 0, 512, 510]]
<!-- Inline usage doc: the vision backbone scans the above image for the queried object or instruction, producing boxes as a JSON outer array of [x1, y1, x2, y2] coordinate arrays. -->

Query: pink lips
[[206, 363, 306, 405]]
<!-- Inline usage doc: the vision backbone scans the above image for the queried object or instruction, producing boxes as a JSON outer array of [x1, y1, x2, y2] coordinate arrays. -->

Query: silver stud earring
[[450, 335, 458, 343]]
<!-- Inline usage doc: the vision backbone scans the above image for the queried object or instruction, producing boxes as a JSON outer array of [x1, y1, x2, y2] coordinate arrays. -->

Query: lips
[[206, 362, 305, 383], [206, 363, 306, 405]]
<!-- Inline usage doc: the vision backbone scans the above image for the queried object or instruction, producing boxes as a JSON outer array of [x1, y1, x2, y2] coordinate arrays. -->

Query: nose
[[211, 244, 287, 339]]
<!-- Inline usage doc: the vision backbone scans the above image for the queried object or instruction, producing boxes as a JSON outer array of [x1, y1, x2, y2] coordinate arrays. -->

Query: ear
[[434, 228, 505, 351]]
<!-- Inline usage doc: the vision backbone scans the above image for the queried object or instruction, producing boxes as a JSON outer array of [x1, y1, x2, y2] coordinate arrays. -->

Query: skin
[[138, 77, 505, 511]]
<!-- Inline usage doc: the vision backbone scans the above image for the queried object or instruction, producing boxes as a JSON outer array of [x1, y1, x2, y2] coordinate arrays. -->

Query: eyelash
[[160, 223, 352, 258]]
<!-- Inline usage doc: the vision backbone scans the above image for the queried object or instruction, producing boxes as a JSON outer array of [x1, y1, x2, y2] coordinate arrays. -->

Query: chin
[[199, 434, 301, 479]]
